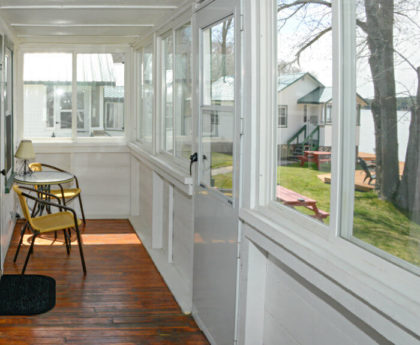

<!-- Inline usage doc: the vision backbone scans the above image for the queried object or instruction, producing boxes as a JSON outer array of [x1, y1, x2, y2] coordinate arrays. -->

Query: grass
[[278, 164, 420, 266], [211, 152, 233, 169]]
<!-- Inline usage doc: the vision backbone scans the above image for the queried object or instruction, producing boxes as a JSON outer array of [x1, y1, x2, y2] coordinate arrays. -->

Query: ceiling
[[0, 0, 189, 44]]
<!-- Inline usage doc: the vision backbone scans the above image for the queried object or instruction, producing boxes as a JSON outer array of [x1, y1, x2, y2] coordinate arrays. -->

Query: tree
[[278, 0, 420, 219]]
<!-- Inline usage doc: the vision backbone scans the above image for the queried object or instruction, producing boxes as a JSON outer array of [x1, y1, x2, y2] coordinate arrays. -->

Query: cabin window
[[275, 0, 332, 224], [278, 105, 287, 128], [325, 104, 332, 124], [23, 51, 126, 139], [138, 44, 154, 148]]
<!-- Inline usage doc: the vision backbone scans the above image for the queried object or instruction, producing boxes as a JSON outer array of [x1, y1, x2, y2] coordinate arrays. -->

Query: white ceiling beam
[[11, 23, 154, 27], [0, 5, 178, 10]]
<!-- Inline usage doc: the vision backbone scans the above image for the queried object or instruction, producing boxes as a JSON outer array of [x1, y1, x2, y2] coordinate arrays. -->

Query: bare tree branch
[[294, 26, 332, 64], [278, 0, 331, 11]]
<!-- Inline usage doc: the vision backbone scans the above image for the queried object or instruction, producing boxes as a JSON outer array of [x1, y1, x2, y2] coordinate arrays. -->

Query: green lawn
[[278, 164, 420, 266], [211, 152, 233, 169]]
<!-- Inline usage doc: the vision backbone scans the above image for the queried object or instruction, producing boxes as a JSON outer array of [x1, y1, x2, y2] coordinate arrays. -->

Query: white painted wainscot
[[128, 143, 194, 313]]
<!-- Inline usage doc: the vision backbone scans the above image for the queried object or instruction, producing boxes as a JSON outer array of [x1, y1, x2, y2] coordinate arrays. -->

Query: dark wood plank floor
[[1, 219, 209, 345]]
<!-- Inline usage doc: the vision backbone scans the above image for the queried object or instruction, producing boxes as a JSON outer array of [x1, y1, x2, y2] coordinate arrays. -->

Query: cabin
[[0, 1, 418, 345]]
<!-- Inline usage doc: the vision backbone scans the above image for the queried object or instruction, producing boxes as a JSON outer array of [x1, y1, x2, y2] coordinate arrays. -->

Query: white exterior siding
[[277, 75, 321, 145]]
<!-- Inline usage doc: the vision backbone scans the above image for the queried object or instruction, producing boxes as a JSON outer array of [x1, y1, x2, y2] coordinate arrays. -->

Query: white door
[[192, 1, 241, 344]]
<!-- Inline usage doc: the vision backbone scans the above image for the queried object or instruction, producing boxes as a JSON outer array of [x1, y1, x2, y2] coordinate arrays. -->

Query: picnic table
[[298, 151, 331, 170], [276, 185, 329, 221]]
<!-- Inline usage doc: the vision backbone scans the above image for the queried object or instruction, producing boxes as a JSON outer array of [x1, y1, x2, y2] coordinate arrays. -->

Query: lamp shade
[[15, 140, 35, 160]]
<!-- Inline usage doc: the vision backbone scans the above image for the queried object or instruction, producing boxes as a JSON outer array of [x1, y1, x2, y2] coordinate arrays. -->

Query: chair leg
[[67, 229, 72, 248], [63, 230, 70, 255], [14, 221, 28, 262], [78, 194, 86, 225], [74, 225, 87, 274], [22, 233, 37, 275]]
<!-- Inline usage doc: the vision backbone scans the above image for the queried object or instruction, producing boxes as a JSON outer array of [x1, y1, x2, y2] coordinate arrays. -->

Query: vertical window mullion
[[172, 29, 176, 157], [72, 52, 77, 140]]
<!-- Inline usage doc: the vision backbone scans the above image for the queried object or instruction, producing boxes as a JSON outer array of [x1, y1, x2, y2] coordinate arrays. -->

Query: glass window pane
[[77, 53, 125, 137], [162, 33, 174, 153], [352, 2, 420, 267], [200, 110, 233, 198], [276, 1, 332, 224], [139, 44, 154, 147], [24, 53, 72, 138], [203, 18, 235, 106], [174, 24, 192, 161]]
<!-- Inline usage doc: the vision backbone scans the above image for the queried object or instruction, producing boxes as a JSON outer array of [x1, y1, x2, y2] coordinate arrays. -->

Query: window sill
[[32, 139, 129, 153], [128, 142, 193, 195], [239, 206, 420, 340]]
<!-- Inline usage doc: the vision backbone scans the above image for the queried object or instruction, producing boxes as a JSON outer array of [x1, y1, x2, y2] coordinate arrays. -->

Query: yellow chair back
[[29, 162, 42, 172], [13, 184, 35, 229]]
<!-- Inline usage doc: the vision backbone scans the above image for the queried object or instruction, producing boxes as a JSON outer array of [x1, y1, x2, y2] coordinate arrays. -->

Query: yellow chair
[[13, 184, 86, 275], [29, 162, 86, 224]]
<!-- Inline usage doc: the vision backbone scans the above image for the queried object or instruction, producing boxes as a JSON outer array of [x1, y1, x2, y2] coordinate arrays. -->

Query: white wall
[[33, 143, 131, 219], [129, 145, 194, 313]]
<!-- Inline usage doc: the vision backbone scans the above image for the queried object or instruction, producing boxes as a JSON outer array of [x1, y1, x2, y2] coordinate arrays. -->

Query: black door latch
[[189, 152, 198, 176], [1, 169, 6, 176]]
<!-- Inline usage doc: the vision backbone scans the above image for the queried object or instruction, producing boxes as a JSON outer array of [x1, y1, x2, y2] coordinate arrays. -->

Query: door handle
[[1, 169, 6, 176], [189, 152, 198, 176]]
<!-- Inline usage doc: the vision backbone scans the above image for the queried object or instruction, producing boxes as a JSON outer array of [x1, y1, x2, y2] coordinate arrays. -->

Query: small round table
[[14, 171, 75, 207], [14, 171, 74, 186]]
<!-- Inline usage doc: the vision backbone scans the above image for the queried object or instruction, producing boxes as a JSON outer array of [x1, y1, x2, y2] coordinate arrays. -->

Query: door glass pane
[[77, 53, 125, 137], [162, 33, 174, 153], [351, 2, 420, 268], [203, 18, 235, 106], [174, 24, 192, 161], [23, 53, 72, 138], [200, 110, 233, 197], [139, 44, 154, 146], [276, 1, 333, 224]]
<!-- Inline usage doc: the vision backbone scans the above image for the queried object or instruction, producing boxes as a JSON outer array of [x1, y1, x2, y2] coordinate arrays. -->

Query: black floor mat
[[0, 275, 55, 315]]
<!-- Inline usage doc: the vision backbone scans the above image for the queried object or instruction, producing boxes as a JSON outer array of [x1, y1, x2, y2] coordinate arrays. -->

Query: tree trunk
[[364, 0, 400, 200], [396, 67, 420, 221]]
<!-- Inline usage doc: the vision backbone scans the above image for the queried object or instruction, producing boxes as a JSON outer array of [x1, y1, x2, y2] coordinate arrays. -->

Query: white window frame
[[136, 41, 155, 152], [240, 0, 420, 340], [155, 20, 193, 170], [277, 104, 287, 128], [18, 45, 129, 143]]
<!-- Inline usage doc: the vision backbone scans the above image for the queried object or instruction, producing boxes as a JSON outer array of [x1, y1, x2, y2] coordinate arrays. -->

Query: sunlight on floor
[[22, 233, 141, 246]]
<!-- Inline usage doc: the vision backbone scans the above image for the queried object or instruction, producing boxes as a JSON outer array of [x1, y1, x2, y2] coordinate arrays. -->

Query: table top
[[304, 151, 331, 156], [276, 185, 316, 205], [14, 171, 74, 185]]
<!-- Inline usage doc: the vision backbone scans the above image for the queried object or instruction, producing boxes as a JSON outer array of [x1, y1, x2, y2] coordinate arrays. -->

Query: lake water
[[359, 109, 411, 162]]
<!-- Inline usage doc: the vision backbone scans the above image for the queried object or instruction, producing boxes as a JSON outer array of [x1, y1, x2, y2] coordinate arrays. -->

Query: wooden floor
[[1, 219, 209, 345]]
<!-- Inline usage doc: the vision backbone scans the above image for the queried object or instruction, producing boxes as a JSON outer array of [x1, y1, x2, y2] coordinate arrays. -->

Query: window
[[276, 0, 332, 223], [200, 17, 235, 197], [138, 44, 154, 147], [161, 32, 174, 153], [154, 23, 192, 162], [345, 0, 420, 270], [325, 104, 332, 124], [77, 53, 125, 137], [174, 24, 192, 161], [24, 53, 73, 138], [23, 51, 126, 139], [278, 105, 287, 127]]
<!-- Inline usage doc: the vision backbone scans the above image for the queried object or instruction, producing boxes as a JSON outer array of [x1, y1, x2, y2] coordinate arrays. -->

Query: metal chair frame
[[14, 185, 86, 275], [29, 163, 86, 224]]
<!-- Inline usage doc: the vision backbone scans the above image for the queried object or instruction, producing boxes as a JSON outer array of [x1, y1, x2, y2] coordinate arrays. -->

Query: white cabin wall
[[277, 76, 320, 145]]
